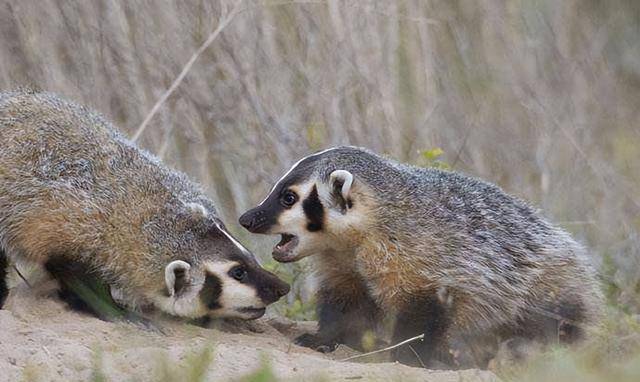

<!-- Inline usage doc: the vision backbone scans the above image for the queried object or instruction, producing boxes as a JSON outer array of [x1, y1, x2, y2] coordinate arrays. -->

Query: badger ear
[[165, 260, 191, 296], [329, 170, 353, 211], [185, 202, 208, 220]]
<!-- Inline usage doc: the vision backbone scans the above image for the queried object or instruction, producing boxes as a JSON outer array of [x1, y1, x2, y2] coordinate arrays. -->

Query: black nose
[[239, 209, 272, 233], [239, 211, 255, 230], [259, 279, 290, 304], [276, 282, 290, 298]]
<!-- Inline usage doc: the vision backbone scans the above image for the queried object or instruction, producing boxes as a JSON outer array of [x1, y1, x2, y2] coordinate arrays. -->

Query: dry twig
[[340, 333, 425, 362], [132, 0, 244, 143]]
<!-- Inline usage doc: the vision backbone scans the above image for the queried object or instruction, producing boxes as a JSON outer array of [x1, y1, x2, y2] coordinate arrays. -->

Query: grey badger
[[239, 146, 602, 368], [0, 89, 289, 322]]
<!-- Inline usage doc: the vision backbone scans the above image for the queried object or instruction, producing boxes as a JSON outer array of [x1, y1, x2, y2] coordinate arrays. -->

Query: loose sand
[[0, 284, 498, 381]]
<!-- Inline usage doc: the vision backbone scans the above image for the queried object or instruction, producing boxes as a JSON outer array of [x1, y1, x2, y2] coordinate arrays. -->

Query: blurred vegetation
[[237, 357, 279, 382], [416, 147, 450, 170], [82, 348, 327, 382], [90, 349, 107, 382], [500, 308, 640, 382], [261, 258, 316, 320], [2, 0, 640, 379]]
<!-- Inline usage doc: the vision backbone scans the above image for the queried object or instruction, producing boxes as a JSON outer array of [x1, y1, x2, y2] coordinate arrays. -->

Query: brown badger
[[239, 146, 603, 368], [0, 89, 289, 321]]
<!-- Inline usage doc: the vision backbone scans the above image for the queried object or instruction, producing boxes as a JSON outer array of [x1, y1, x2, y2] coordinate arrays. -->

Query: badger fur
[[0, 89, 289, 321], [239, 146, 603, 368]]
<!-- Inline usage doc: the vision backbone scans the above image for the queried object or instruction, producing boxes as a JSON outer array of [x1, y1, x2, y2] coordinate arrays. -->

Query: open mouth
[[272, 233, 300, 262], [238, 307, 266, 319]]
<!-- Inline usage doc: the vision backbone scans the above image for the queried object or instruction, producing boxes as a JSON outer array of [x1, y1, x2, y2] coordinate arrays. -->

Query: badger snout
[[238, 211, 255, 230], [239, 208, 273, 233], [257, 271, 290, 304]]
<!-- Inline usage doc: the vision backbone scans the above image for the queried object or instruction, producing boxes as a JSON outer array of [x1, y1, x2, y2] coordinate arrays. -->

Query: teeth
[[274, 234, 298, 257]]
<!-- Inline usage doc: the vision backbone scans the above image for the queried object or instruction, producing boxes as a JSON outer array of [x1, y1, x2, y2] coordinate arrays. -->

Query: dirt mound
[[0, 286, 497, 381]]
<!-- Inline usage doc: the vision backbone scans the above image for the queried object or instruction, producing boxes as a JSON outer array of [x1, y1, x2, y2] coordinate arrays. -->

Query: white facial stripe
[[155, 291, 206, 318], [204, 260, 237, 275], [153, 274, 206, 319], [278, 206, 307, 228], [220, 279, 261, 307], [277, 182, 314, 228], [259, 147, 343, 205], [214, 222, 255, 259], [205, 261, 263, 311]]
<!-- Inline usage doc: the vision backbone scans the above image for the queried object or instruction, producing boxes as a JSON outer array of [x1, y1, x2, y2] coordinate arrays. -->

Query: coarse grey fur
[[315, 147, 601, 321], [240, 146, 603, 368], [0, 88, 289, 321]]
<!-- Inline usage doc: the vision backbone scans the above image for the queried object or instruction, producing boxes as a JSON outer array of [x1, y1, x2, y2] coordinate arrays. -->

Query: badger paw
[[295, 333, 338, 353]]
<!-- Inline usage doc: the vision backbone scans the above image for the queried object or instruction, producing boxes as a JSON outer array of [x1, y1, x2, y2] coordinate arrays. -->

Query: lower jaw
[[272, 250, 299, 263], [238, 307, 266, 319]]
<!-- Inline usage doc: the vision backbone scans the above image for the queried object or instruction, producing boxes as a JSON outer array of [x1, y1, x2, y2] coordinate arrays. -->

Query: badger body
[[0, 89, 289, 321], [239, 146, 603, 368]]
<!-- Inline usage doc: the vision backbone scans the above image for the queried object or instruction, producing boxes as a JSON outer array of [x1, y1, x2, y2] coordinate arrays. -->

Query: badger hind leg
[[524, 300, 587, 344], [555, 301, 587, 343], [0, 248, 8, 308]]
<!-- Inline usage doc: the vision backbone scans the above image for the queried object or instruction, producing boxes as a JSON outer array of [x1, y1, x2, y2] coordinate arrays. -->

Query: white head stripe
[[215, 222, 255, 259], [259, 147, 343, 205]]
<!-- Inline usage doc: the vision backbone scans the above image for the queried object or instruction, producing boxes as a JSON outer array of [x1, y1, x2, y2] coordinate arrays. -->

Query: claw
[[295, 333, 338, 353]]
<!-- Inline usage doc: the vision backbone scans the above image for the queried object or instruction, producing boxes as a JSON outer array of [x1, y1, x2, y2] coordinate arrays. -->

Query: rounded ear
[[185, 202, 208, 220], [329, 170, 353, 211], [165, 260, 191, 296]]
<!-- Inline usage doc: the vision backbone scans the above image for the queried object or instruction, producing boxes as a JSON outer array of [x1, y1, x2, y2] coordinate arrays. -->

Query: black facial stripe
[[303, 185, 324, 232], [239, 154, 325, 234], [200, 273, 222, 310]]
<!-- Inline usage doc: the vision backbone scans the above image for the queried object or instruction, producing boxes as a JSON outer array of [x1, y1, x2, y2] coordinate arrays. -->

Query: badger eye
[[281, 191, 298, 207], [229, 266, 247, 281]]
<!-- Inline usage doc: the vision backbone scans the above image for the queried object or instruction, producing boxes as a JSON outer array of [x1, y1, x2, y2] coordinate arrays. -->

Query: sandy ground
[[0, 285, 498, 382]]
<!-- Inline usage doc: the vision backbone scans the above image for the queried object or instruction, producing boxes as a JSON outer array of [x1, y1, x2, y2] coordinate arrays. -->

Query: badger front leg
[[0, 248, 8, 308], [42, 258, 162, 332], [392, 294, 453, 368], [44, 257, 127, 321], [296, 281, 382, 352]]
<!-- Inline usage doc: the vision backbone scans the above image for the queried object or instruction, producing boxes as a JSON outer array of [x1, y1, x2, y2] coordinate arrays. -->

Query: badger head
[[152, 202, 290, 320], [239, 147, 372, 262]]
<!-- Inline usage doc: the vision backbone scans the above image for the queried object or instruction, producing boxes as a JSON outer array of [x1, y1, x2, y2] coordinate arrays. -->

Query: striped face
[[198, 259, 289, 319], [154, 203, 290, 320], [247, 180, 330, 262], [239, 150, 365, 263]]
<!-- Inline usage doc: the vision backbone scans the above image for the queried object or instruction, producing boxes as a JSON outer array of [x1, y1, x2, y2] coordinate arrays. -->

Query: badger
[[239, 146, 603, 368], [0, 89, 289, 322]]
